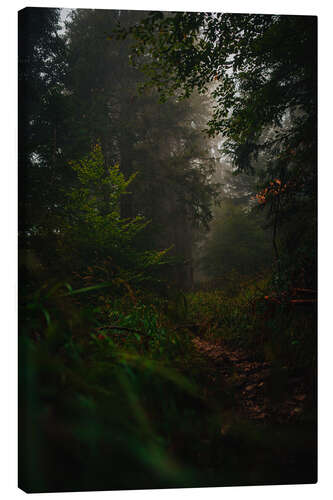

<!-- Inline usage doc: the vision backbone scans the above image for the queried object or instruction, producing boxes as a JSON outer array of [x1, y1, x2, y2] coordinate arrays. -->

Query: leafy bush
[[57, 143, 170, 285]]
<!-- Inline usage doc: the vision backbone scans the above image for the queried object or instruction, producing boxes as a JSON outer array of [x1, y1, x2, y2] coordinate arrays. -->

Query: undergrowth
[[19, 276, 317, 492], [186, 277, 316, 372]]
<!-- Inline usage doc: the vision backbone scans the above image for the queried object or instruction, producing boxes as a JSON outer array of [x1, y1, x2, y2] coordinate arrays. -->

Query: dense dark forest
[[18, 8, 317, 492]]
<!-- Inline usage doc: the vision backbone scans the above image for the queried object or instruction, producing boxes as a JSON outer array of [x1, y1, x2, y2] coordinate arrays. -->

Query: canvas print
[[18, 7, 317, 493]]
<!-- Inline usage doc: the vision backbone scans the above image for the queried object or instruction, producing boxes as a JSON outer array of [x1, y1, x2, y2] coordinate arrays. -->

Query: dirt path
[[192, 336, 308, 423]]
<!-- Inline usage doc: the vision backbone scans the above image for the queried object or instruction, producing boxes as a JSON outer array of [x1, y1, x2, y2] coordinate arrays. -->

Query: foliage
[[19, 8, 71, 247], [19, 277, 316, 492], [58, 143, 170, 285], [18, 9, 317, 493], [119, 13, 316, 163], [199, 199, 272, 282], [186, 279, 316, 370], [19, 8, 220, 288], [19, 282, 201, 492], [95, 293, 193, 360], [63, 9, 220, 287], [118, 12, 317, 283]]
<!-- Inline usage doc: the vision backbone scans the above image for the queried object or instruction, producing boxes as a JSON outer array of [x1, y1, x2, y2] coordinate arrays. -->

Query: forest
[[18, 8, 317, 492]]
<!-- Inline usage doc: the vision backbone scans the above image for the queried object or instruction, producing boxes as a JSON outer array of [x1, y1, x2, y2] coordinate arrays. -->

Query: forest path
[[192, 336, 308, 423]]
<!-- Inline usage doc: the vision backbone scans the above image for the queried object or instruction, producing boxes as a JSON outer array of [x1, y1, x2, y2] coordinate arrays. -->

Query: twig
[[96, 325, 143, 335]]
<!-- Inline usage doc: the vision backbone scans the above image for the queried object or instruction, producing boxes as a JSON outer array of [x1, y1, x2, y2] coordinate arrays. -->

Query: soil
[[192, 336, 310, 424]]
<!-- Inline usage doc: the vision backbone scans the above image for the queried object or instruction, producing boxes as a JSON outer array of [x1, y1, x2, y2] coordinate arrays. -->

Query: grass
[[18, 276, 317, 492], [186, 277, 316, 369]]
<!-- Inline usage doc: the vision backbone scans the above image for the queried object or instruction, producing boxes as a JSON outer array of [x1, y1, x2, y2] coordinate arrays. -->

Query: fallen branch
[[290, 299, 317, 304], [96, 325, 143, 335]]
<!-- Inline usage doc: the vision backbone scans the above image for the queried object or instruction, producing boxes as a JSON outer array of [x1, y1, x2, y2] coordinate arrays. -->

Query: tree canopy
[[19, 8, 222, 290], [118, 13, 316, 168], [117, 12, 317, 288]]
